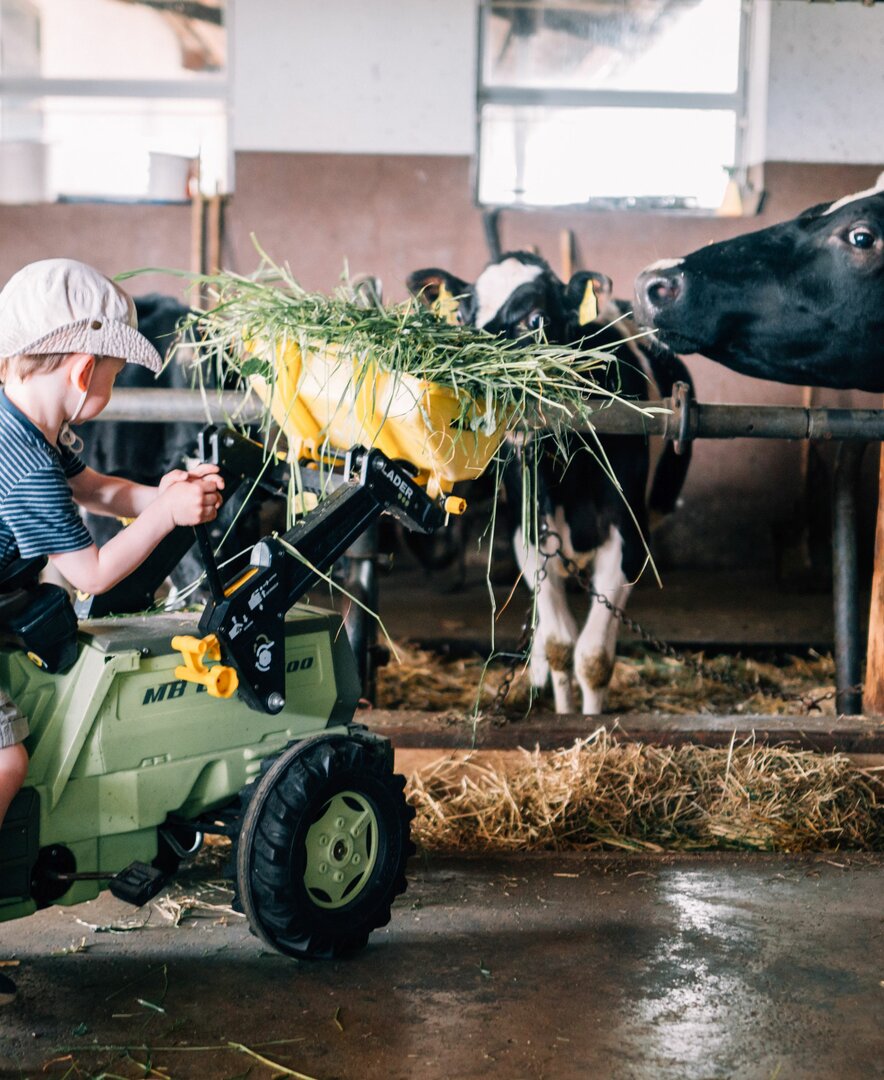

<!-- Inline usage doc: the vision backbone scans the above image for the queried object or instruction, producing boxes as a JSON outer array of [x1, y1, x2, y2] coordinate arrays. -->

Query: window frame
[[474, 0, 756, 215], [0, 0, 233, 202]]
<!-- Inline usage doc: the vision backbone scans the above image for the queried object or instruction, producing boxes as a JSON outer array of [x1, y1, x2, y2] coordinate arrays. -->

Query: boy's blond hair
[[0, 352, 72, 383]]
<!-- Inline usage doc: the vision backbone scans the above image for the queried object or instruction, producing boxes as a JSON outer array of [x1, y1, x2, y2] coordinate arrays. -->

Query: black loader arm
[[198, 445, 445, 714]]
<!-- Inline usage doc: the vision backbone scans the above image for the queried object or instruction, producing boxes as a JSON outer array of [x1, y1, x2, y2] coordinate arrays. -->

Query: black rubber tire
[[236, 735, 415, 960]]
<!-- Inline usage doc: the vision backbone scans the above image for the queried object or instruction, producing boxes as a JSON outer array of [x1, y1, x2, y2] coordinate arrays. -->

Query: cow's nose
[[636, 266, 685, 313]]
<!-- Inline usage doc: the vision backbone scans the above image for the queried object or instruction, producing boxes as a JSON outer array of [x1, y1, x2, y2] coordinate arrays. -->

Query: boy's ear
[[69, 352, 96, 392]]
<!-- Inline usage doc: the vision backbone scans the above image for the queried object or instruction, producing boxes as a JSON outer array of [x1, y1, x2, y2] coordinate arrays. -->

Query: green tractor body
[[0, 606, 364, 925]]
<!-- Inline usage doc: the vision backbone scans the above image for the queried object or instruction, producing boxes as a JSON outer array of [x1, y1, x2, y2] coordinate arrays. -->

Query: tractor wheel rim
[[303, 791, 379, 909]]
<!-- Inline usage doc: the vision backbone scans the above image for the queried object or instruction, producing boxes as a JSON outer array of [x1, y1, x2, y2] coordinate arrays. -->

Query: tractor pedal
[[108, 862, 169, 907]]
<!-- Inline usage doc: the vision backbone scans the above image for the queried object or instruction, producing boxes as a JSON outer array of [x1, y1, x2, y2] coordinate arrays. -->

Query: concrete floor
[[0, 852, 881, 1080]]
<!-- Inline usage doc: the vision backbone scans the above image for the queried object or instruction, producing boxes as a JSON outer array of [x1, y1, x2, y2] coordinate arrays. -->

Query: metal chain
[[491, 616, 534, 717], [492, 528, 856, 716], [491, 542, 554, 716]]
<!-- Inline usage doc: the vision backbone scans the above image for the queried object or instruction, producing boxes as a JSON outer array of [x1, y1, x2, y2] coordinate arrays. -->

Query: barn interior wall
[[231, 0, 476, 156]]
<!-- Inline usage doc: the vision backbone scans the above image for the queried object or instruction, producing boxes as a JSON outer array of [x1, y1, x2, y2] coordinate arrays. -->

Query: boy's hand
[[160, 472, 224, 527], [51, 466, 225, 596], [158, 462, 222, 494]]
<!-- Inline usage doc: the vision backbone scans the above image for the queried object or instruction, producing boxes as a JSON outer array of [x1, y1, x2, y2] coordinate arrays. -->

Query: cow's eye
[[522, 310, 545, 332], [848, 227, 877, 250]]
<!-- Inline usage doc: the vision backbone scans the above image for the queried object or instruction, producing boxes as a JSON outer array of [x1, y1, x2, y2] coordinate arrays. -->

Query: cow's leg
[[574, 527, 630, 715], [514, 527, 577, 713]]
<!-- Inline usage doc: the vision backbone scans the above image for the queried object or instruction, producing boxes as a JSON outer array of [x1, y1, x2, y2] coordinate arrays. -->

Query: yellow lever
[[171, 633, 239, 699]]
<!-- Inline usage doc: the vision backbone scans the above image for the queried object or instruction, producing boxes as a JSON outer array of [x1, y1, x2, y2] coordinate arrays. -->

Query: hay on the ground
[[406, 731, 883, 854], [376, 641, 840, 716]]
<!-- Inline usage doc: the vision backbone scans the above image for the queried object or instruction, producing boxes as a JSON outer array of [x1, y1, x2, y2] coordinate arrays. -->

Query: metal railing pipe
[[98, 388, 884, 444], [582, 400, 884, 442], [97, 388, 264, 424]]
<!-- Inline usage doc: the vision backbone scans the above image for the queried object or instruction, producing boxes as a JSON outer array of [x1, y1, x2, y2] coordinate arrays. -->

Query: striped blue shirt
[[0, 391, 93, 572]]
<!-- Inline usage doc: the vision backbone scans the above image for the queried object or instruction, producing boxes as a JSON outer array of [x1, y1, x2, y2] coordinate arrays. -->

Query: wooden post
[[559, 228, 575, 281], [863, 443, 884, 715], [190, 190, 205, 273], [205, 194, 222, 276]]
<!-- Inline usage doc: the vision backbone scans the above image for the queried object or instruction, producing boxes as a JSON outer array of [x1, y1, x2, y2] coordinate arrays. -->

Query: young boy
[[0, 258, 224, 1004]]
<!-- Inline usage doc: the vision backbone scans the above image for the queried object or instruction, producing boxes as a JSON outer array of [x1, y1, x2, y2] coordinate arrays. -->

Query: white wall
[[233, 0, 884, 164], [765, 0, 884, 163], [232, 0, 477, 155]]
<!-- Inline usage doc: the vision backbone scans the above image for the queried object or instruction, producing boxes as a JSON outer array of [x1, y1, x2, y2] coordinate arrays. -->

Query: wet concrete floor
[[0, 851, 880, 1080]]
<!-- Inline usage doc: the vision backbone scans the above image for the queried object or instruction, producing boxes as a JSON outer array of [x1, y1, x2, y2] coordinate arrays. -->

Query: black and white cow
[[634, 175, 884, 391], [408, 252, 693, 714]]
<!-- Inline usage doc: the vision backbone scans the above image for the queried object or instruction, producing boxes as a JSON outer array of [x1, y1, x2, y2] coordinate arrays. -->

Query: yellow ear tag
[[432, 283, 461, 326], [578, 281, 598, 326]]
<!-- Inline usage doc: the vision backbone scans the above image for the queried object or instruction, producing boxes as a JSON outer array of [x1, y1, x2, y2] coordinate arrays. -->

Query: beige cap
[[0, 258, 163, 373]]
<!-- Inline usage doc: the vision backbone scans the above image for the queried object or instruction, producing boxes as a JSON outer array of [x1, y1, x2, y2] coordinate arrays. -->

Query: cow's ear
[[566, 271, 613, 326], [406, 268, 472, 325], [797, 201, 832, 221]]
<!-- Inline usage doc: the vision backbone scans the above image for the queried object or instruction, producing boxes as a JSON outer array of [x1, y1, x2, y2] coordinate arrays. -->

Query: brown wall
[[1, 154, 880, 573]]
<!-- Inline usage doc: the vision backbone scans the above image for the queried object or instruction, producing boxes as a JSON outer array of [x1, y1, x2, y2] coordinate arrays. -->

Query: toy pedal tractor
[[0, 431, 451, 959], [0, 328, 506, 959]]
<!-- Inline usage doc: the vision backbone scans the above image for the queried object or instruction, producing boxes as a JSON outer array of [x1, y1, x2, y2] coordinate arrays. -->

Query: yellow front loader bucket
[[251, 341, 509, 498]]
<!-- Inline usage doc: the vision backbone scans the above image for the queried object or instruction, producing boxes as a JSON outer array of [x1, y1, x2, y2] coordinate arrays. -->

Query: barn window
[[0, 0, 229, 203], [476, 0, 755, 213]]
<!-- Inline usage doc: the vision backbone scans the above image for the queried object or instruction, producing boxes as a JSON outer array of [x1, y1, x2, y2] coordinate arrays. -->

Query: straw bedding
[[375, 640, 842, 716], [148, 644, 875, 863], [406, 734, 882, 854], [377, 643, 882, 853]]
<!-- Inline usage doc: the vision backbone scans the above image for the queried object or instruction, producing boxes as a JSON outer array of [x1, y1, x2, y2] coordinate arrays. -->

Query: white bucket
[[148, 152, 195, 201], [0, 141, 49, 204]]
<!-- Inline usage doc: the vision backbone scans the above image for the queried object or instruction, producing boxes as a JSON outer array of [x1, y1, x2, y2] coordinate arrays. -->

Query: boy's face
[[76, 355, 126, 423]]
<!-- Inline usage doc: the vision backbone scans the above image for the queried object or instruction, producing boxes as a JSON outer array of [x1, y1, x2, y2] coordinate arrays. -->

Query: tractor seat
[[0, 556, 47, 624]]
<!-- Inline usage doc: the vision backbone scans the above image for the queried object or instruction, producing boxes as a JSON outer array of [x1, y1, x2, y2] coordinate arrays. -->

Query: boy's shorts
[[0, 688, 28, 748]]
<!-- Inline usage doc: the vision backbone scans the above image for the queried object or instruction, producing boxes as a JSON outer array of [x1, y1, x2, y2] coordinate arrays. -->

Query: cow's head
[[633, 177, 884, 391], [407, 252, 612, 345]]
